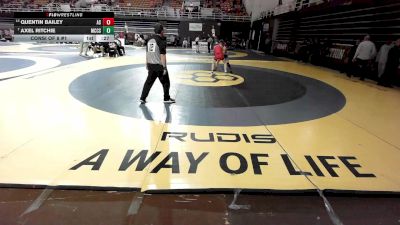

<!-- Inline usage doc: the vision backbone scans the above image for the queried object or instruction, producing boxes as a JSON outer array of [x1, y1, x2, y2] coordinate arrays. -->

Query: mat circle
[[0, 58, 36, 73], [29, 45, 79, 52], [69, 63, 346, 126]]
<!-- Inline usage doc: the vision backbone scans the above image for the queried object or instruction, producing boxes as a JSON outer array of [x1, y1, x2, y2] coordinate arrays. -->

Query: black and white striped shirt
[[146, 35, 166, 71]]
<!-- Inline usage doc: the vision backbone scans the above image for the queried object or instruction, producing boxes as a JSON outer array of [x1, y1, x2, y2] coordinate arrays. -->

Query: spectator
[[75, 0, 89, 8], [298, 39, 312, 62], [101, 42, 110, 56], [211, 36, 217, 49], [378, 38, 400, 88], [264, 35, 272, 55], [195, 36, 200, 53], [376, 40, 394, 78], [79, 41, 90, 56], [182, 38, 188, 48], [92, 42, 104, 57], [114, 39, 125, 56], [108, 42, 118, 57], [352, 35, 377, 80], [241, 39, 246, 49], [320, 38, 332, 65], [222, 41, 233, 73], [344, 39, 360, 77], [207, 34, 213, 53], [309, 38, 321, 65], [137, 36, 145, 46]]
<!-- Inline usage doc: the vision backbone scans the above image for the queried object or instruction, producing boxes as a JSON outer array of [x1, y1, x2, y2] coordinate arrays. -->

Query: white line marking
[[20, 189, 53, 217]]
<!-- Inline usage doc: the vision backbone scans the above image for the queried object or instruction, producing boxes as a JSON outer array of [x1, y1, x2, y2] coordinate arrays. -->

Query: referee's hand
[[163, 68, 168, 76]]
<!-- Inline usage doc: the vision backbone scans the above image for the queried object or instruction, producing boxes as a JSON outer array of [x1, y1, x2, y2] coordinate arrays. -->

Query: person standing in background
[[222, 41, 233, 73], [182, 37, 188, 48], [352, 35, 377, 81], [378, 38, 400, 88], [345, 39, 360, 77], [207, 34, 213, 54], [376, 40, 393, 78], [79, 41, 89, 56], [264, 35, 272, 55], [195, 36, 200, 53]]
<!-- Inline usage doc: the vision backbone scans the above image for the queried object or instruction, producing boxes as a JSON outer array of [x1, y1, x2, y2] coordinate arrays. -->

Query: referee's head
[[154, 23, 164, 37]]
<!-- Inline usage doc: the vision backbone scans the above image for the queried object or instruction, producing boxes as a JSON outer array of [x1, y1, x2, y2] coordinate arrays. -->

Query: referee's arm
[[161, 54, 166, 68], [160, 39, 167, 69]]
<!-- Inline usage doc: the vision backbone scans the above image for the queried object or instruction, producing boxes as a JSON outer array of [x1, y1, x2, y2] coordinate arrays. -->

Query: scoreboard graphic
[[14, 12, 114, 42]]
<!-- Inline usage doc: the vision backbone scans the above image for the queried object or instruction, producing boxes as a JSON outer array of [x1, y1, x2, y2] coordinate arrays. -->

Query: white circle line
[[0, 56, 61, 80]]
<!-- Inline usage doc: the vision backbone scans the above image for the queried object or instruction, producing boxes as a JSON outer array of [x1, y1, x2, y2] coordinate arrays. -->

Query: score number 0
[[102, 18, 114, 26]]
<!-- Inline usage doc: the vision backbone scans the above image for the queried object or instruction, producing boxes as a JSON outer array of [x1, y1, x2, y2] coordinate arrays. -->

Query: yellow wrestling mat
[[0, 48, 399, 193]]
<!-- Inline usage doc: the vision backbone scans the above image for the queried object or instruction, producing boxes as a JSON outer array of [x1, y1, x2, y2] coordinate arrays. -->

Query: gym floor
[[0, 42, 399, 225]]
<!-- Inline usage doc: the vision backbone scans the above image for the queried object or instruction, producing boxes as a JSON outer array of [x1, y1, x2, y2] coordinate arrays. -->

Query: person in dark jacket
[[345, 39, 360, 77], [114, 39, 125, 56], [378, 38, 400, 88]]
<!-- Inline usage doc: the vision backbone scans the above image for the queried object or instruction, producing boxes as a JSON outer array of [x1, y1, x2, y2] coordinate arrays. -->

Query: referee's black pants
[[140, 69, 170, 101]]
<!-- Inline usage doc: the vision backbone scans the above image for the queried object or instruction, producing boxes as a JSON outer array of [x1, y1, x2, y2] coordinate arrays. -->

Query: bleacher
[[172, 0, 183, 9], [219, 0, 247, 16], [0, 0, 249, 17], [1, 0, 164, 9], [119, 0, 164, 8], [219, 0, 233, 14], [270, 0, 400, 74], [35, 0, 49, 7], [1, 1, 24, 8], [165, 0, 247, 16], [275, 1, 400, 46], [0, 0, 251, 22]]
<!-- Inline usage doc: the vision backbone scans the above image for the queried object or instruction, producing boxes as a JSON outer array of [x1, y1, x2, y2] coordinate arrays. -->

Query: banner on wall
[[189, 23, 203, 32], [192, 41, 208, 52]]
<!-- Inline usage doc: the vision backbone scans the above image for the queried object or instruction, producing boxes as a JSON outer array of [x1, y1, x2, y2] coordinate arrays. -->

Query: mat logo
[[176, 70, 244, 87], [161, 132, 276, 144], [70, 150, 376, 178], [189, 72, 238, 83], [281, 154, 376, 178]]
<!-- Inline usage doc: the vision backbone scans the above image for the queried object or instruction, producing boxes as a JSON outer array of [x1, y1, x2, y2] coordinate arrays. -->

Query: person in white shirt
[[375, 40, 394, 78], [79, 41, 89, 56], [352, 35, 377, 81], [182, 38, 188, 48]]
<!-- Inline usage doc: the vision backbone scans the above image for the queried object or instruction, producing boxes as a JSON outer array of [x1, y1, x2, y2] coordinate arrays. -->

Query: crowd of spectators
[[218, 0, 246, 16], [0, 0, 247, 17], [343, 35, 400, 87], [79, 39, 125, 57], [0, 0, 116, 9], [0, 0, 162, 9], [274, 35, 400, 87]]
